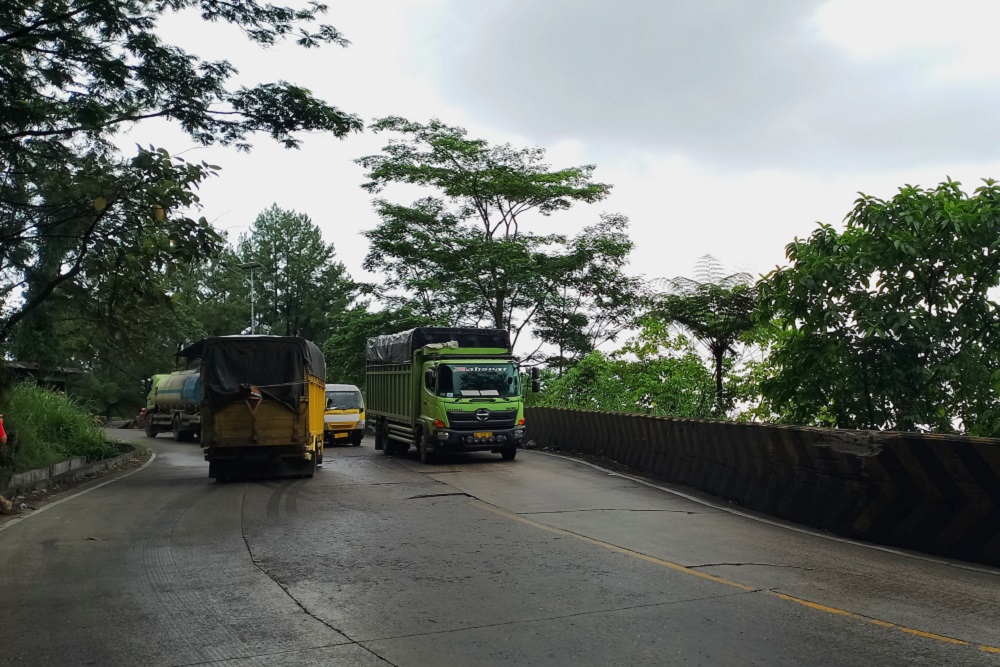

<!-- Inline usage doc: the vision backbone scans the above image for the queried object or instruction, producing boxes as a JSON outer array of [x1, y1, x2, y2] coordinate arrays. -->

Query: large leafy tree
[[0, 0, 362, 356], [534, 217, 642, 372], [236, 205, 354, 341], [758, 179, 1000, 434], [652, 256, 758, 414], [357, 117, 631, 351]]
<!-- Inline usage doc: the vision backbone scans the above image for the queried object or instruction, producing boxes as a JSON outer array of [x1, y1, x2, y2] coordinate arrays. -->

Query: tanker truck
[[144, 369, 201, 441]]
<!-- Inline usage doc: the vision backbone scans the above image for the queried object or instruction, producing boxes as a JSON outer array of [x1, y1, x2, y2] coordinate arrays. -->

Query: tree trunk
[[713, 349, 725, 415]]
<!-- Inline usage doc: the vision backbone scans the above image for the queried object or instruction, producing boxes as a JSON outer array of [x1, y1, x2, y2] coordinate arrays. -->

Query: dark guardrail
[[525, 407, 1000, 567]]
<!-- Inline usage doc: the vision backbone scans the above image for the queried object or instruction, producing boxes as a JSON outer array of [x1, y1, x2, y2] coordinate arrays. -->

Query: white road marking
[[527, 450, 1000, 577], [0, 451, 157, 532]]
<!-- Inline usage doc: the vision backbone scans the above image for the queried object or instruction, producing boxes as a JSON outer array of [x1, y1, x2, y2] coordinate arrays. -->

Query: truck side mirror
[[424, 368, 436, 389], [530, 367, 540, 381]]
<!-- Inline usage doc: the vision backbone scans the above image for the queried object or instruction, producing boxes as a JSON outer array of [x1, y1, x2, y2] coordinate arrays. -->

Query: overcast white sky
[[128, 0, 1000, 285]]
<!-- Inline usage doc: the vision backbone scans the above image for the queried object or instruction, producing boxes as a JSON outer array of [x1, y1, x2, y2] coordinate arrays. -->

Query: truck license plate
[[474, 432, 491, 438], [334, 432, 349, 439]]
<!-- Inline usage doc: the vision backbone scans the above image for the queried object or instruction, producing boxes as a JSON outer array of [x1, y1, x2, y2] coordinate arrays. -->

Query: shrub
[[1, 383, 121, 472]]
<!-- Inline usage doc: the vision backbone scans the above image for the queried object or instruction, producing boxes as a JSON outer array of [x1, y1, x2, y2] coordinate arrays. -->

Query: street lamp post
[[239, 261, 264, 334]]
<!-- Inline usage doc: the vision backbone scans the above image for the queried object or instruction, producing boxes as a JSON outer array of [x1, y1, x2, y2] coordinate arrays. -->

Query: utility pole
[[239, 261, 264, 334]]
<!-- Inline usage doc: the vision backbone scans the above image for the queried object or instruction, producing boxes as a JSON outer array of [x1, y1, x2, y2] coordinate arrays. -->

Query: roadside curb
[[0, 441, 146, 499]]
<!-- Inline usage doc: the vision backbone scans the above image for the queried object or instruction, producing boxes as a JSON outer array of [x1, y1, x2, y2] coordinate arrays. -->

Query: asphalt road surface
[[1, 429, 998, 666]]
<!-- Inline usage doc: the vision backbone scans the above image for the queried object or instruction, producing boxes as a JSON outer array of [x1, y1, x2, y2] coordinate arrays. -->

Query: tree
[[652, 256, 758, 415], [534, 217, 642, 372], [535, 318, 715, 418], [1, 0, 362, 357], [169, 246, 253, 338], [236, 205, 354, 341], [321, 302, 442, 388], [357, 117, 631, 351], [758, 179, 1000, 434]]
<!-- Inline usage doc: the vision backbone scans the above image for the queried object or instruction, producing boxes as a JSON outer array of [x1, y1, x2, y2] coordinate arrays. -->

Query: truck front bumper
[[430, 428, 524, 452]]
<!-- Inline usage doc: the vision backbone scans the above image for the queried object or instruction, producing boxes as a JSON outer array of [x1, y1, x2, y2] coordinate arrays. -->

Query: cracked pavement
[[0, 429, 998, 666]]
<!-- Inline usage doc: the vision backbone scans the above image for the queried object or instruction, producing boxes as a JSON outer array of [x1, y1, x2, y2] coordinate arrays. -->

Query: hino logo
[[475, 409, 490, 422]]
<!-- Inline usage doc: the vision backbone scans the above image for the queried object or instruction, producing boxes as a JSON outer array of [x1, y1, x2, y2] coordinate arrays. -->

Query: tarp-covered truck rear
[[179, 336, 326, 480]]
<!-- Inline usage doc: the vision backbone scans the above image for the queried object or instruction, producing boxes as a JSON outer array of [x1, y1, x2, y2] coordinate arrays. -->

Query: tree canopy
[[357, 117, 636, 352], [237, 205, 354, 340], [758, 179, 1000, 435], [1, 0, 362, 354], [652, 256, 758, 414]]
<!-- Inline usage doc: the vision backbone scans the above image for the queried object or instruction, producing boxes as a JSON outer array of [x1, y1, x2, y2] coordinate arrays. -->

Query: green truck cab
[[366, 328, 525, 463]]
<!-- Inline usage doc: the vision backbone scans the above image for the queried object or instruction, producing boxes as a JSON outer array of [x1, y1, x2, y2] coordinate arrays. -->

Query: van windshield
[[437, 364, 519, 398], [326, 391, 363, 410]]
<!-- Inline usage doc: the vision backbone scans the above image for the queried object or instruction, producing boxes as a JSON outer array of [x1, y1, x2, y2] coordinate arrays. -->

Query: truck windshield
[[326, 391, 363, 410], [437, 364, 519, 398]]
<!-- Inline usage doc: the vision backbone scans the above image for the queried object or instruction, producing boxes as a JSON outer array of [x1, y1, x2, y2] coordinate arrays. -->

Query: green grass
[[2, 383, 123, 472]]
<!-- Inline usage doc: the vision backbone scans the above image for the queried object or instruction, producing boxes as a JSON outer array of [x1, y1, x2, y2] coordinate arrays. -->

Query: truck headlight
[[356, 419, 366, 430], [513, 429, 524, 438]]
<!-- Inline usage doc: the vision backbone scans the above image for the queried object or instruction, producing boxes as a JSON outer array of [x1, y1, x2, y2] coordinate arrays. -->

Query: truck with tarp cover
[[365, 327, 527, 463], [178, 335, 326, 480]]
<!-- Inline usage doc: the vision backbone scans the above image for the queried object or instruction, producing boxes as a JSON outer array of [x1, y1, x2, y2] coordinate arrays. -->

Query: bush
[[1, 383, 122, 472], [534, 350, 715, 419]]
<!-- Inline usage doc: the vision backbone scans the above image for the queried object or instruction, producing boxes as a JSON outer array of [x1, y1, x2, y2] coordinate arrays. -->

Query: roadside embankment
[[1, 383, 136, 504], [0, 444, 143, 502], [526, 407, 1000, 567], [0, 383, 122, 472]]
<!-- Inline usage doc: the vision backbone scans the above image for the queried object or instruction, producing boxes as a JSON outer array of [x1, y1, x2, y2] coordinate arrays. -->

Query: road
[[0, 430, 998, 666]]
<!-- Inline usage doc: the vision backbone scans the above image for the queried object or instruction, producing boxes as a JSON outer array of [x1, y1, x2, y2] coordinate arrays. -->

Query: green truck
[[366, 327, 532, 463]]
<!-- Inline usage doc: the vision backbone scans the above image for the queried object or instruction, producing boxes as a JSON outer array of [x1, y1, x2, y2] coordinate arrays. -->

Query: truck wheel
[[303, 455, 317, 478], [501, 447, 517, 461], [351, 432, 362, 447], [172, 415, 182, 442], [210, 461, 232, 482], [419, 438, 435, 465], [381, 423, 393, 456], [144, 420, 157, 438]]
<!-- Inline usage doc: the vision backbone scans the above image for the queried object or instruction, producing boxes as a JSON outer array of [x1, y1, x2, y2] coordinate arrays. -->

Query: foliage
[[1, 0, 362, 353], [357, 117, 635, 352], [534, 218, 642, 371], [321, 302, 442, 388], [236, 205, 355, 341], [8, 202, 357, 417], [1, 382, 120, 472], [758, 179, 1000, 434], [651, 256, 758, 414], [533, 319, 714, 418], [168, 246, 253, 338]]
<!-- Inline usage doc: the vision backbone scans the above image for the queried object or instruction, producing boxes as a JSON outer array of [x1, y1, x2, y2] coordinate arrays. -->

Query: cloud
[[424, 0, 1000, 170]]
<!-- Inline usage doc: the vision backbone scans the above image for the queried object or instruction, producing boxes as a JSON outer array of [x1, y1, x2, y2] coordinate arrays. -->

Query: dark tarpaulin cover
[[365, 327, 511, 363], [178, 336, 325, 411]]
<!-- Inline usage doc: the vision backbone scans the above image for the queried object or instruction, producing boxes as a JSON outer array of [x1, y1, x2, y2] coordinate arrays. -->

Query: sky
[[128, 0, 1000, 285]]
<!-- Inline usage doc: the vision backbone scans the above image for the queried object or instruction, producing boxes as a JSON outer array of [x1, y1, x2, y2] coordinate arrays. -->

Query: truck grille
[[446, 409, 516, 431]]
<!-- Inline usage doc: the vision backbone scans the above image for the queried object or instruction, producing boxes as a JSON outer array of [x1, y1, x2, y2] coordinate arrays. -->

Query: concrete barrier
[[525, 407, 1000, 567], [0, 446, 141, 498]]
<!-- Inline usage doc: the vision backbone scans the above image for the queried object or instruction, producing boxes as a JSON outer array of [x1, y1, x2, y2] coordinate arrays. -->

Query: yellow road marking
[[472, 500, 756, 592], [471, 499, 1000, 655]]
